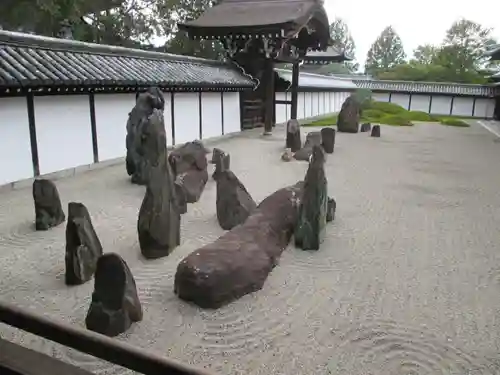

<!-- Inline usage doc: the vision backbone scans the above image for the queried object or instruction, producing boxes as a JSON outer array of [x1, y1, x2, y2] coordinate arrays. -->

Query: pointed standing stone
[[212, 150, 230, 180], [295, 145, 328, 250], [33, 179, 65, 230], [137, 109, 181, 259], [85, 253, 143, 337], [65, 202, 103, 285], [216, 170, 257, 230]]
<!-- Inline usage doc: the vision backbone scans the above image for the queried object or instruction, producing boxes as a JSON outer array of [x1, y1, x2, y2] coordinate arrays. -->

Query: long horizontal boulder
[[174, 181, 304, 309]]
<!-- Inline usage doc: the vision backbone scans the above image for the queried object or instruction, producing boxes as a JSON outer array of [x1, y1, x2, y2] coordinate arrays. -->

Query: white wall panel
[[304, 92, 312, 118], [409, 95, 431, 112], [35, 95, 93, 175], [451, 97, 474, 117], [473, 98, 495, 118], [298, 92, 305, 119], [94, 93, 136, 161], [222, 92, 241, 134], [173, 93, 200, 145], [391, 93, 410, 110], [0, 97, 34, 185], [201, 92, 223, 140], [430, 96, 452, 115], [372, 93, 390, 102]]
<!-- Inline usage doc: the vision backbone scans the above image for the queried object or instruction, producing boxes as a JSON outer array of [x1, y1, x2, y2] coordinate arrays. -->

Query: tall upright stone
[[337, 95, 361, 133], [321, 127, 335, 153], [285, 119, 302, 152], [371, 125, 381, 137], [295, 145, 328, 250], [126, 87, 165, 185], [32, 179, 65, 230], [65, 202, 103, 285], [85, 253, 143, 337], [137, 109, 181, 259], [212, 149, 230, 180]]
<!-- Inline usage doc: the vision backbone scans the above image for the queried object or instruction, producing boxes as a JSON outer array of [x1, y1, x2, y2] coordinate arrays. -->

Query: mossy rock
[[439, 118, 470, 127], [406, 111, 437, 121], [378, 114, 414, 126], [367, 101, 407, 115]]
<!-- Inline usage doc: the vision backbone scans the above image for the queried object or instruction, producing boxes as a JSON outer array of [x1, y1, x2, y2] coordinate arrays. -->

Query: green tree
[[365, 26, 406, 74], [412, 44, 438, 65], [328, 17, 359, 72]]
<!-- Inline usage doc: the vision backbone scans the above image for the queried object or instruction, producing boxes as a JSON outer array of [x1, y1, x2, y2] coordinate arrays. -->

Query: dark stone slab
[[174, 181, 304, 309], [360, 122, 371, 132], [169, 141, 209, 203], [33, 179, 65, 231], [65, 202, 103, 285], [285, 119, 301, 152], [126, 87, 165, 184], [337, 95, 361, 133], [371, 124, 381, 137], [295, 145, 328, 250], [321, 127, 335, 153], [327, 197, 336, 222], [212, 150, 230, 180], [293, 131, 322, 161], [85, 253, 143, 337], [137, 109, 181, 259], [216, 170, 257, 230]]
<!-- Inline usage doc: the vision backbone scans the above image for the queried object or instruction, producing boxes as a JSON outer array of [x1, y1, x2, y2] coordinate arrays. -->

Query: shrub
[[378, 114, 414, 126], [303, 115, 337, 127], [361, 109, 385, 122], [439, 118, 470, 127], [353, 89, 373, 110], [405, 111, 437, 122], [368, 101, 407, 115]]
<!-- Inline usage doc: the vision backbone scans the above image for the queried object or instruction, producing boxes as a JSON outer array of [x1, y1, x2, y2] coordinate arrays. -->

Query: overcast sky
[[323, 0, 500, 67]]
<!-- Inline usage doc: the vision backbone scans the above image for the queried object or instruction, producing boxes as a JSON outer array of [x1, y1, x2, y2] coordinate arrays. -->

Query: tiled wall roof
[[276, 69, 357, 90], [0, 30, 254, 91], [353, 79, 498, 97]]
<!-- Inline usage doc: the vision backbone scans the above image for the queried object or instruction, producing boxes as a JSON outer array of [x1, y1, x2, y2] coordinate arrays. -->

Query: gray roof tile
[[353, 79, 498, 97], [0, 30, 254, 90]]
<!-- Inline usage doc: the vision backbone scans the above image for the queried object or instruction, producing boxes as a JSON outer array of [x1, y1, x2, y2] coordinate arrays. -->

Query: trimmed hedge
[[439, 118, 470, 127], [378, 114, 414, 126]]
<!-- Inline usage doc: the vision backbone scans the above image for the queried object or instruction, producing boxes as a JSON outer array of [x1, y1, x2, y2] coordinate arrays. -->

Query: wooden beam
[[263, 59, 275, 134], [290, 62, 299, 120]]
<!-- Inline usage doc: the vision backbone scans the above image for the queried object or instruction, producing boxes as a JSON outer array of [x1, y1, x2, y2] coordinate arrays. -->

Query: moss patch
[[439, 118, 470, 127]]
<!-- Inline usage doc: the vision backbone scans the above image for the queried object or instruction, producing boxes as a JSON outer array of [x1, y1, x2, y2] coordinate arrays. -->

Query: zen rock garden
[[26, 88, 384, 336]]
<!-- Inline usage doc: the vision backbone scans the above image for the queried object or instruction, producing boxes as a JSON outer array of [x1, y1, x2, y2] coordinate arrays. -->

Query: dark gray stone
[[126, 87, 165, 184], [33, 179, 65, 231], [321, 127, 335, 153], [174, 181, 304, 309], [212, 150, 230, 180], [360, 123, 372, 132], [137, 110, 181, 259], [210, 147, 224, 164], [293, 131, 322, 161], [285, 119, 302, 152], [371, 125, 381, 137], [168, 141, 209, 203], [65, 202, 103, 285], [216, 170, 257, 230], [327, 197, 336, 222], [295, 145, 328, 250], [85, 253, 143, 337], [337, 95, 361, 133]]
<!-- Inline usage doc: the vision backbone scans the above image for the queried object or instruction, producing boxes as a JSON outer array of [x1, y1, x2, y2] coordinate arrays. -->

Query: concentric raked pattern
[[1, 123, 500, 375]]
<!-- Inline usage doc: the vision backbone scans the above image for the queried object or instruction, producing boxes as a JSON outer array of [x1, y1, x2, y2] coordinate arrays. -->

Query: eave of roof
[[0, 30, 254, 91], [302, 46, 352, 64], [353, 79, 498, 97], [485, 44, 500, 60]]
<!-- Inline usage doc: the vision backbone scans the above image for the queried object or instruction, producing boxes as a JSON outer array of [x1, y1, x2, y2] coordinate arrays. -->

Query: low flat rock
[[360, 123, 372, 132], [216, 170, 257, 230], [294, 131, 322, 161], [32, 179, 65, 230], [85, 253, 143, 337], [174, 181, 304, 309], [65, 202, 103, 285]]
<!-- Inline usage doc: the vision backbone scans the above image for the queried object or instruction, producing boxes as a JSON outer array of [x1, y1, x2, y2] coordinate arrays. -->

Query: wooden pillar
[[263, 58, 275, 134], [290, 62, 299, 120]]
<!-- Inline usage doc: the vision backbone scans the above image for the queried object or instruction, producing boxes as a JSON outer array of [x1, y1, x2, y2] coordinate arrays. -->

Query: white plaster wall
[[451, 97, 474, 117], [327, 92, 332, 112], [162, 92, 174, 147], [0, 97, 34, 185], [35, 95, 93, 175], [474, 98, 495, 118], [334, 93, 341, 112], [275, 92, 287, 124], [372, 93, 390, 102], [430, 96, 452, 115], [222, 92, 241, 134], [201, 92, 223, 140], [409, 95, 431, 112], [319, 92, 325, 115], [298, 92, 305, 119], [313, 92, 319, 117], [173, 93, 200, 145], [304, 92, 312, 118], [391, 93, 410, 110], [94, 93, 135, 161]]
